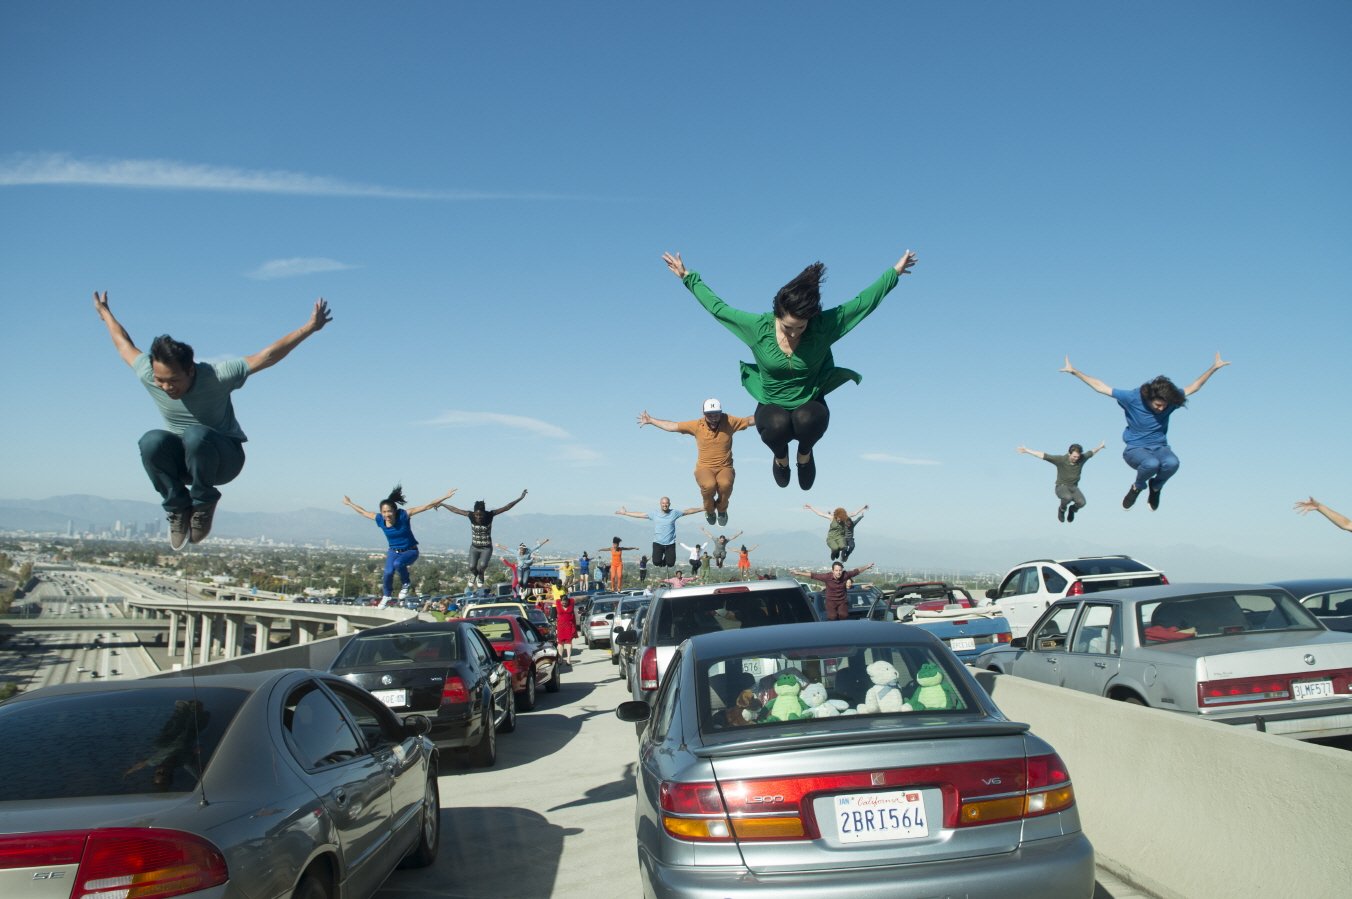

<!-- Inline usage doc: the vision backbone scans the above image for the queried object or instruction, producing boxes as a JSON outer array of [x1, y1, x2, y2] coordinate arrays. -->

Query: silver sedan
[[0, 668, 440, 899]]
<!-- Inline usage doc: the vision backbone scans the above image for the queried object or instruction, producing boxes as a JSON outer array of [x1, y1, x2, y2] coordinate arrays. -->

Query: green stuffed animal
[[908, 662, 960, 711], [766, 673, 805, 721]]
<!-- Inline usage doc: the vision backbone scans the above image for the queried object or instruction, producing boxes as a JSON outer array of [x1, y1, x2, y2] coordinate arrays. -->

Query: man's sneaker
[[1067, 505, 1077, 523], [1148, 487, 1161, 511], [398, 583, 411, 599], [797, 454, 817, 491], [1058, 505, 1067, 522], [380, 596, 393, 608], [717, 510, 728, 527], [188, 502, 216, 544], [167, 509, 190, 550], [773, 460, 791, 488], [1122, 486, 1141, 509], [705, 511, 717, 525]]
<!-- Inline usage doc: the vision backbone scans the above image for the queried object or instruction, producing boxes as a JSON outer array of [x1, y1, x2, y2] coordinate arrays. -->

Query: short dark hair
[[772, 262, 825, 321], [1068, 443, 1084, 455], [1140, 376, 1187, 409], [149, 335, 194, 372]]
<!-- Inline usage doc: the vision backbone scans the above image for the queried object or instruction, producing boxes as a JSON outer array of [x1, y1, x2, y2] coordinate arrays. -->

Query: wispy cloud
[[246, 257, 357, 280], [421, 410, 574, 441], [861, 452, 941, 466], [0, 152, 580, 200]]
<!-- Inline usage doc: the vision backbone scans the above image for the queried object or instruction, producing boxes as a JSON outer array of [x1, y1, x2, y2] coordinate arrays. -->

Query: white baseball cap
[[702, 397, 722, 413]]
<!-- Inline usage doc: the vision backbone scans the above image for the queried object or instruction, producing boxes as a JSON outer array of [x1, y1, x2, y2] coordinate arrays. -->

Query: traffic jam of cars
[[4, 557, 1351, 899]]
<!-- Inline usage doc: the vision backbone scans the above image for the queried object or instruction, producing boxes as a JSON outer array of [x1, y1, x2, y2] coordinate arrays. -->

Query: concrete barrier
[[973, 669, 1352, 899]]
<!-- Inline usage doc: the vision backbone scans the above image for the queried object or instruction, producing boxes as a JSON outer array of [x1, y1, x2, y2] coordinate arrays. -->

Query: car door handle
[[333, 789, 349, 807], [1045, 657, 1058, 663], [1094, 662, 1107, 668]]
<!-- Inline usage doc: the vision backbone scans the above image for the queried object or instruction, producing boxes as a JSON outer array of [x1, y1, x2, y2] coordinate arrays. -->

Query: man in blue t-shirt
[[615, 496, 702, 574], [95, 291, 331, 549], [1061, 353, 1229, 510]]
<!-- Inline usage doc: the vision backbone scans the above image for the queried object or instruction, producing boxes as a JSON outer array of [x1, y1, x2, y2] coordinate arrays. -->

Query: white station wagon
[[974, 582, 1352, 740]]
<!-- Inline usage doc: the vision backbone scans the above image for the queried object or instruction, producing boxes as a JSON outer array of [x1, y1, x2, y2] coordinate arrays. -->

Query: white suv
[[986, 555, 1167, 638]]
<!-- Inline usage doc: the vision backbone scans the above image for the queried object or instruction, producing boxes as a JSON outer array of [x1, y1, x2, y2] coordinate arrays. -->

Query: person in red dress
[[554, 595, 578, 666]]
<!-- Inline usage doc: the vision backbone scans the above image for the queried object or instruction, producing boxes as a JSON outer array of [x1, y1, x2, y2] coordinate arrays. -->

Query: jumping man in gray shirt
[[1017, 441, 1105, 523]]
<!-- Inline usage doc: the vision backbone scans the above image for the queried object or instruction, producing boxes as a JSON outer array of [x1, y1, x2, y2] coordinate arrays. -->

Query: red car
[[470, 615, 561, 711]]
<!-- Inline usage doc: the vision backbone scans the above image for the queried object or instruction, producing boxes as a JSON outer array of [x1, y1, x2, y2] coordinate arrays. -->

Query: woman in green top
[[663, 249, 917, 490]]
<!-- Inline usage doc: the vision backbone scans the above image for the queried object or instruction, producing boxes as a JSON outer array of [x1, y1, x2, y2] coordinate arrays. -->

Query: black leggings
[[755, 400, 830, 459]]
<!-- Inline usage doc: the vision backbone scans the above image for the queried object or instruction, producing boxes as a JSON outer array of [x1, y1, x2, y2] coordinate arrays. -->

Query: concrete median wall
[[973, 669, 1352, 899]]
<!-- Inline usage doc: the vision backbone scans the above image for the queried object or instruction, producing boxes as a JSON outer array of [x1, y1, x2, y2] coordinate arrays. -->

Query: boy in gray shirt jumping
[[1017, 441, 1105, 523]]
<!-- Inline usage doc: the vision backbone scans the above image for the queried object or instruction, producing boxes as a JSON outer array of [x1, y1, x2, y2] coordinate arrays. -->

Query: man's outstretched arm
[[1295, 498, 1352, 533], [244, 298, 332, 374], [93, 291, 142, 367]]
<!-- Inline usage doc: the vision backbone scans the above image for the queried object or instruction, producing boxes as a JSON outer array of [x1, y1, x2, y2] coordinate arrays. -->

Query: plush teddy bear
[[722, 688, 763, 727], [800, 682, 854, 718], [908, 661, 960, 711], [857, 660, 912, 714], [765, 673, 806, 721]]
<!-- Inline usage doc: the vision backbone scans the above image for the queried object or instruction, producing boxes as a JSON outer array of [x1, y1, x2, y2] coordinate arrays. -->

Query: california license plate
[[372, 689, 409, 707], [1292, 680, 1334, 701], [835, 790, 928, 843], [949, 637, 976, 652]]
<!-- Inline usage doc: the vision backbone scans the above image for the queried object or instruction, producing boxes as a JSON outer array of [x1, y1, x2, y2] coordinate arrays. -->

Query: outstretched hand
[[1294, 497, 1321, 515], [93, 290, 111, 318], [661, 252, 687, 279], [1060, 356, 1076, 374], [637, 410, 653, 427], [309, 298, 333, 333], [893, 250, 918, 275], [1211, 351, 1230, 370]]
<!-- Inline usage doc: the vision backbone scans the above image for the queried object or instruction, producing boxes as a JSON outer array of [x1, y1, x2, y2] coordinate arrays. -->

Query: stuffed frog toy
[[908, 661, 960, 711], [765, 673, 806, 721]]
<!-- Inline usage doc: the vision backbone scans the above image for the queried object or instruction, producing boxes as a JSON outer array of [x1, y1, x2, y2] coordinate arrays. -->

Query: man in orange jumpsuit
[[637, 398, 754, 526]]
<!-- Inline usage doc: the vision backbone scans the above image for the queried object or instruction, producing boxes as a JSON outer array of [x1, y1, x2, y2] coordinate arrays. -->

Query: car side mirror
[[1010, 636, 1026, 649], [403, 714, 433, 737], [500, 649, 517, 661], [985, 588, 998, 599], [615, 700, 651, 723], [615, 629, 638, 646]]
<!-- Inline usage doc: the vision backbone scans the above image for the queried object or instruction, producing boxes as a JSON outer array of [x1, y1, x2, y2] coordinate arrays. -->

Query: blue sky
[[2, 1, 1349, 579]]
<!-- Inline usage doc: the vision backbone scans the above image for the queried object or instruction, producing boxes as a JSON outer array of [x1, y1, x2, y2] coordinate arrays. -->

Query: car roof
[[659, 576, 804, 597], [355, 619, 467, 635], [3, 668, 302, 704], [1047, 581, 1291, 604], [684, 619, 936, 657], [1267, 578, 1352, 597]]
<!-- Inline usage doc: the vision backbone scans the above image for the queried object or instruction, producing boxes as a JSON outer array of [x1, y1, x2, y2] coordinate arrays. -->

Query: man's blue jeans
[[139, 426, 245, 512], [1122, 445, 1179, 491]]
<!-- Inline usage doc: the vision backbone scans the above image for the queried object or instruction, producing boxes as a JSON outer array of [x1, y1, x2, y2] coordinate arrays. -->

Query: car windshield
[[0, 687, 248, 799], [653, 588, 815, 647], [333, 631, 461, 667], [698, 643, 971, 734], [467, 605, 520, 617], [1138, 591, 1323, 644], [472, 619, 516, 642], [1060, 557, 1152, 576], [590, 599, 619, 615]]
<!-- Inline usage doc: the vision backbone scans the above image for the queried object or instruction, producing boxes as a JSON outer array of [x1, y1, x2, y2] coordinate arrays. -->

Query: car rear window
[[699, 643, 971, 734], [1060, 558, 1154, 576], [472, 619, 515, 642], [333, 631, 461, 668], [1138, 591, 1322, 644], [653, 588, 815, 647], [0, 687, 247, 799], [590, 599, 619, 615], [1081, 574, 1166, 593]]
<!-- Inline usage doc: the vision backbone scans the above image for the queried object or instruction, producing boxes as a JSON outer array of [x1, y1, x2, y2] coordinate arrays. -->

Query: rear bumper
[[1206, 703, 1352, 739], [640, 833, 1094, 899]]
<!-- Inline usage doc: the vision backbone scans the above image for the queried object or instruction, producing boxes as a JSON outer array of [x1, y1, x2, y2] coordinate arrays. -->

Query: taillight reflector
[[0, 829, 228, 899], [1196, 668, 1352, 707], [996, 632, 1013, 643], [441, 674, 469, 704], [639, 647, 658, 691], [1066, 581, 1085, 597]]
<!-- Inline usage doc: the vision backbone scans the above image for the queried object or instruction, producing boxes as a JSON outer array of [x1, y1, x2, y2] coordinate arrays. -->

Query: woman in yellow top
[[663, 248, 917, 490]]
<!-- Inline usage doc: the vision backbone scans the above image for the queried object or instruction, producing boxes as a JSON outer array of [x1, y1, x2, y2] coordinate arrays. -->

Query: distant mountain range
[[0, 494, 1282, 580]]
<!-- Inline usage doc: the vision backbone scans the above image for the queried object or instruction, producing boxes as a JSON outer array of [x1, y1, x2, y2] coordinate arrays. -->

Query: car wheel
[[499, 691, 516, 733], [545, 661, 562, 693], [466, 704, 497, 767], [516, 669, 537, 712], [610, 648, 620, 665], [291, 873, 331, 899], [1120, 695, 1146, 706], [401, 776, 440, 868]]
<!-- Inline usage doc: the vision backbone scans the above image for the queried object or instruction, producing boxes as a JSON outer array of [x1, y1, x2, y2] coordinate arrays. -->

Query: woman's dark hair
[[380, 485, 408, 509], [741, 545, 748, 552], [472, 500, 487, 512], [612, 536, 622, 545], [772, 262, 826, 321], [149, 335, 194, 372], [1139, 376, 1187, 409], [581, 552, 589, 559]]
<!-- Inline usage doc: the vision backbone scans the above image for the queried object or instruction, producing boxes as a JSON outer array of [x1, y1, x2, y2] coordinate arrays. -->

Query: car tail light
[[441, 674, 469, 704], [1197, 669, 1352, 707], [1066, 581, 1085, 597], [639, 646, 659, 691], [713, 586, 749, 594], [0, 829, 229, 899], [1159, 574, 1170, 585], [659, 754, 1076, 844], [996, 632, 1013, 643]]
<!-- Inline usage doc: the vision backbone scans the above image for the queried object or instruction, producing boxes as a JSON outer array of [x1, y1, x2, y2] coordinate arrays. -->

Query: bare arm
[[615, 507, 650, 519], [408, 489, 457, 517], [729, 530, 744, 543], [93, 291, 142, 367], [747, 544, 758, 553], [851, 504, 870, 518], [681, 507, 703, 516], [637, 410, 681, 432], [1016, 445, 1046, 460], [1295, 498, 1352, 533], [1060, 356, 1113, 396], [492, 489, 528, 515], [700, 526, 714, 540], [1183, 352, 1230, 397], [533, 538, 551, 552], [803, 504, 832, 520], [440, 504, 470, 517], [343, 496, 376, 520], [243, 298, 332, 374]]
